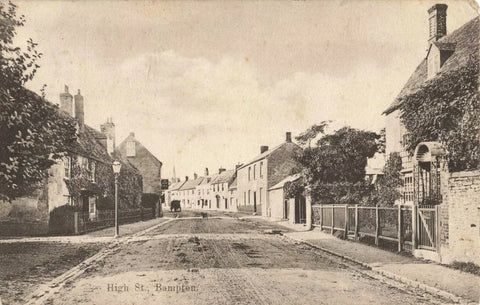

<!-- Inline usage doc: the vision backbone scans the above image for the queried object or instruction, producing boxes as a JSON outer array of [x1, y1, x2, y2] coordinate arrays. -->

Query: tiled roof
[[383, 17, 479, 115], [269, 174, 301, 191], [168, 181, 185, 191], [229, 177, 237, 190], [211, 170, 235, 184], [179, 177, 205, 190], [238, 142, 298, 170]]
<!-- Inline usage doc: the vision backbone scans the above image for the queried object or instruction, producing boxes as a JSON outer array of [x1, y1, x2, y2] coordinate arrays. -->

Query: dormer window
[[127, 141, 136, 157], [427, 42, 456, 80]]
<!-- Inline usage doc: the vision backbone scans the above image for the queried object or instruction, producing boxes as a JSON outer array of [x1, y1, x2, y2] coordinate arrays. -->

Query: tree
[[0, 2, 77, 201], [291, 125, 380, 204], [366, 152, 403, 206], [399, 55, 479, 172]]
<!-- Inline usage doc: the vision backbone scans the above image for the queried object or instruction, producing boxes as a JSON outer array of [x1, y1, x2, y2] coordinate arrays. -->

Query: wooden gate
[[416, 205, 439, 250]]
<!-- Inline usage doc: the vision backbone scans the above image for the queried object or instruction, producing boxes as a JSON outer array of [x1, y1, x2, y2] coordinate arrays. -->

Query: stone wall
[[440, 170, 480, 265]]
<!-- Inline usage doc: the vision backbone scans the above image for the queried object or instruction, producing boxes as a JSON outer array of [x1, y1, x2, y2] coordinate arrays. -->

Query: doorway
[[294, 195, 306, 224]]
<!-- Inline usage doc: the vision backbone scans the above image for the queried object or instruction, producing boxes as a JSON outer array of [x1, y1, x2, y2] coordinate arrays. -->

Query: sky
[[14, 0, 479, 180]]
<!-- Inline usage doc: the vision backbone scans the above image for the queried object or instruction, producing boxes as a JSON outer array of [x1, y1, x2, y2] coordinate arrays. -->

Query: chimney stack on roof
[[185, 176, 189, 181], [194, 173, 198, 180], [74, 89, 84, 130], [218, 168, 226, 174], [286, 132, 292, 143], [59, 85, 73, 116], [100, 117, 116, 155], [260, 146, 269, 154], [428, 4, 448, 43], [204, 168, 209, 176]]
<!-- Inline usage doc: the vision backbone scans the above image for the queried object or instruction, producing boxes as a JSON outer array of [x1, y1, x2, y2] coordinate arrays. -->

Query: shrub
[[48, 205, 77, 235], [96, 196, 114, 210]]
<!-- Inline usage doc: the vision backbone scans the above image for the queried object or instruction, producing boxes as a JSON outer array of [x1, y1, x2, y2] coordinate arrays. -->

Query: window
[[244, 192, 246, 204], [126, 141, 136, 157], [401, 133, 411, 149], [192, 189, 194, 194], [253, 164, 256, 180], [89, 197, 96, 214], [88, 159, 96, 182], [248, 167, 251, 181], [260, 162, 263, 178], [248, 190, 251, 204], [404, 174, 414, 202], [64, 156, 71, 178], [222, 183, 224, 191], [259, 188, 263, 204]]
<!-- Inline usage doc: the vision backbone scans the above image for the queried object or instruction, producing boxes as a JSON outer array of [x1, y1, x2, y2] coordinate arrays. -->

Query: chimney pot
[[260, 146, 269, 154], [185, 176, 189, 181], [286, 132, 292, 143], [74, 89, 84, 129]]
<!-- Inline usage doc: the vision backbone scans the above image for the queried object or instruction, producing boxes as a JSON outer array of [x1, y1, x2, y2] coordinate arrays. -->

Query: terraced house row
[[166, 132, 305, 222]]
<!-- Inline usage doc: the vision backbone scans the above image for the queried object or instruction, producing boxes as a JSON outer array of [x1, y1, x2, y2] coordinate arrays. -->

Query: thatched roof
[[383, 16, 479, 115]]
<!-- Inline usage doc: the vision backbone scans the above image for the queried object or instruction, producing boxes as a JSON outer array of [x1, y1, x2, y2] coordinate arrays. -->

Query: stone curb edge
[[281, 234, 474, 305], [23, 218, 176, 305]]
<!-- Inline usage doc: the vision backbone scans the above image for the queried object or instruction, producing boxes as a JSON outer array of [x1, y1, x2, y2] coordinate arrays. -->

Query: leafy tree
[[0, 2, 77, 201], [399, 55, 479, 172], [365, 152, 403, 206], [290, 125, 380, 204], [295, 121, 330, 147]]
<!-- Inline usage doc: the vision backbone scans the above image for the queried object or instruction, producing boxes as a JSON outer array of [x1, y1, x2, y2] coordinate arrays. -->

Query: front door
[[284, 199, 289, 220], [253, 191, 257, 212], [294, 196, 306, 224]]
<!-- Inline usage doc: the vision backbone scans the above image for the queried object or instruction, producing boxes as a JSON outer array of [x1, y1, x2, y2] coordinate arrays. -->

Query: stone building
[[116, 132, 163, 194], [236, 132, 301, 216], [210, 169, 236, 211], [383, 4, 479, 264], [0, 87, 143, 235]]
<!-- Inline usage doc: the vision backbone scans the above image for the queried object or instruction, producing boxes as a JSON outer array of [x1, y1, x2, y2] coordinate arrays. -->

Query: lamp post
[[112, 160, 122, 238]]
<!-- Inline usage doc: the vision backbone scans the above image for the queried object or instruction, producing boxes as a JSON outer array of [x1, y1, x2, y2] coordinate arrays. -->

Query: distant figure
[[201, 212, 208, 219]]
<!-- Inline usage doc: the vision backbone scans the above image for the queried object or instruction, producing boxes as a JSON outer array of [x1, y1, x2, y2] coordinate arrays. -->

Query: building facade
[[116, 132, 163, 194], [236, 132, 301, 216]]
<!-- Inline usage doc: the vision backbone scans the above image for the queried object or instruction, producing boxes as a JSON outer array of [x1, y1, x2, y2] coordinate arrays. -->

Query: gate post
[[412, 205, 418, 249], [375, 205, 379, 246], [397, 205, 402, 252], [319, 205, 323, 231], [354, 205, 359, 241], [331, 205, 335, 235], [306, 195, 312, 230], [435, 205, 441, 253], [74, 212, 79, 235], [344, 205, 348, 239]]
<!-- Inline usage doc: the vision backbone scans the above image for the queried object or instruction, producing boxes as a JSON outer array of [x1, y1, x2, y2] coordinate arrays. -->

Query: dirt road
[[46, 216, 448, 305]]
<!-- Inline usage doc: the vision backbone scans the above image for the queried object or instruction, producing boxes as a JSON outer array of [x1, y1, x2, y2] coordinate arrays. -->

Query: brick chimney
[[74, 89, 84, 130], [100, 117, 116, 155], [218, 168, 226, 174], [59, 85, 73, 116], [286, 132, 292, 143], [260, 146, 269, 154], [428, 4, 447, 43]]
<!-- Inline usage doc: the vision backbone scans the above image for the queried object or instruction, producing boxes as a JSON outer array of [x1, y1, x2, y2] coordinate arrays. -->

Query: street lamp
[[112, 160, 122, 238]]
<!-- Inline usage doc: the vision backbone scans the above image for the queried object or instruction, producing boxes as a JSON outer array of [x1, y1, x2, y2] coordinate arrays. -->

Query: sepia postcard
[[0, 1, 479, 304]]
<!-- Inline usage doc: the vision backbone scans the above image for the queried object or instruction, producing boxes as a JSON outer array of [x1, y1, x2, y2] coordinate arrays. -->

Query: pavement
[[0, 217, 170, 243], [275, 223, 480, 304]]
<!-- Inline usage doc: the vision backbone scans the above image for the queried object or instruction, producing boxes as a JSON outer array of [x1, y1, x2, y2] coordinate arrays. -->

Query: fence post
[[397, 205, 402, 252], [344, 205, 348, 239], [412, 205, 418, 250], [331, 205, 335, 235], [74, 212, 79, 235], [354, 204, 359, 241], [435, 205, 441, 253], [319, 205, 323, 231], [375, 205, 379, 246]]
